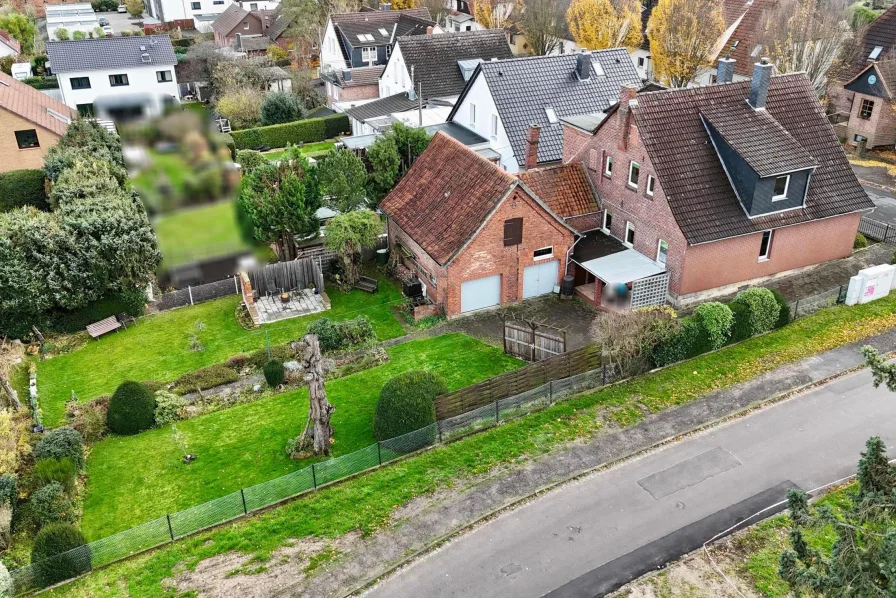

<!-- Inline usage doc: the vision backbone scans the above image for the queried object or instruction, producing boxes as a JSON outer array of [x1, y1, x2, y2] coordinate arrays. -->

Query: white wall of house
[[0, 43, 17, 58], [379, 42, 411, 97], [451, 71, 517, 172], [56, 65, 179, 113], [693, 66, 750, 86], [147, 0, 265, 24], [631, 48, 651, 81], [321, 20, 347, 72]]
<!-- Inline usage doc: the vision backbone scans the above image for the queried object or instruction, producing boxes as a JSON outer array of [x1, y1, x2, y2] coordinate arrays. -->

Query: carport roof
[[577, 249, 665, 284]]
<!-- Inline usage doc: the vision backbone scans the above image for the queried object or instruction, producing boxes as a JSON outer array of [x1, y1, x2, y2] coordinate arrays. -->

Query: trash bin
[[376, 248, 389, 266]]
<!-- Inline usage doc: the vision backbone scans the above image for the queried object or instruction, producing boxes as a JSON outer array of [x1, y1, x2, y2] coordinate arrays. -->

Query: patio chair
[[116, 312, 136, 329]]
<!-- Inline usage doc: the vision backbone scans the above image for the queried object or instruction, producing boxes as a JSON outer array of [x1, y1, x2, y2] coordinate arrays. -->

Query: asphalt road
[[864, 184, 896, 227], [362, 368, 896, 598]]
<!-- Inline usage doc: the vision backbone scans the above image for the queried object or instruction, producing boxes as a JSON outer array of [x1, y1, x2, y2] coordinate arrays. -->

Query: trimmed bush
[[0, 169, 48, 212], [307, 316, 376, 353], [33, 458, 78, 495], [731, 288, 780, 337], [225, 353, 250, 370], [230, 114, 351, 149], [854, 232, 868, 249], [263, 359, 285, 387], [236, 149, 268, 172], [0, 474, 15, 510], [67, 397, 109, 443], [728, 301, 753, 343], [34, 427, 84, 471], [247, 344, 293, 369], [651, 318, 704, 367], [693, 302, 733, 350], [153, 390, 186, 426], [260, 92, 305, 126], [107, 381, 157, 435], [770, 289, 791, 328], [172, 364, 239, 394], [31, 523, 91, 585], [49, 287, 146, 333], [30, 482, 76, 527], [373, 370, 445, 441]]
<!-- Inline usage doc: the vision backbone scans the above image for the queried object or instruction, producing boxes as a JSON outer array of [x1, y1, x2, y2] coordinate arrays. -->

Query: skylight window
[[870, 45, 884, 60], [750, 44, 761, 57], [379, 28, 388, 36], [545, 107, 558, 124], [357, 33, 375, 42]]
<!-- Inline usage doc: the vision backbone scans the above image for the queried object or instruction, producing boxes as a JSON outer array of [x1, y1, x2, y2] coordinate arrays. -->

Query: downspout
[[564, 233, 585, 276]]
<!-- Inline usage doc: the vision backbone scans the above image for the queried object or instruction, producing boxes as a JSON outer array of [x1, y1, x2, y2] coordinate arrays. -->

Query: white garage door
[[523, 260, 559, 299], [461, 274, 502, 313]]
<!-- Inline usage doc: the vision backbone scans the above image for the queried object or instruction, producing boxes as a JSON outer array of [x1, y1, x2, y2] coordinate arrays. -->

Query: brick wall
[[326, 82, 378, 107], [386, 218, 449, 305], [561, 125, 591, 164], [845, 92, 896, 149], [444, 187, 574, 316], [678, 212, 861, 298], [0, 111, 61, 173]]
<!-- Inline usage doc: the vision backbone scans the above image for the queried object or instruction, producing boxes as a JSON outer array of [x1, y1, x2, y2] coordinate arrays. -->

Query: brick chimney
[[617, 84, 638, 151], [716, 55, 735, 84], [525, 124, 541, 170], [426, 25, 434, 34], [575, 51, 592, 81], [749, 57, 773, 109]]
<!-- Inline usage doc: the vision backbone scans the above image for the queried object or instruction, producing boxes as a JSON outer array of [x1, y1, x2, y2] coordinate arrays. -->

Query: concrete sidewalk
[[246, 328, 896, 597]]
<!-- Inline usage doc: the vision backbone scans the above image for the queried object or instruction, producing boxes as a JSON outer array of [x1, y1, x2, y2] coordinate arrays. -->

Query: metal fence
[[154, 277, 242, 312], [9, 363, 615, 594], [788, 285, 848, 321], [859, 216, 896, 243]]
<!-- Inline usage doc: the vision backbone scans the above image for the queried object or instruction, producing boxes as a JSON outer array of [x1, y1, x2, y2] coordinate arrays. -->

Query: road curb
[[339, 359, 877, 598], [859, 177, 896, 194]]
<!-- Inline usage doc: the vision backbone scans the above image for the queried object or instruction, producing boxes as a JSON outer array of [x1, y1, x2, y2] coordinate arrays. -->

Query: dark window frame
[[109, 73, 129, 87], [70, 76, 91, 90], [860, 98, 874, 120], [14, 129, 39, 149], [759, 230, 773, 261], [503, 217, 523, 246], [156, 70, 173, 83], [625, 221, 635, 246], [76, 103, 95, 117], [533, 246, 553, 258], [191, 1, 201, 8]]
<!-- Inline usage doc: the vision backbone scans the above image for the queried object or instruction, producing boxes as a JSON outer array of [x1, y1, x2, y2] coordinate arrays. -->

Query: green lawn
[[81, 334, 522, 539], [46, 294, 896, 598], [153, 201, 249, 269], [131, 150, 192, 198], [263, 142, 336, 161], [37, 276, 406, 425]]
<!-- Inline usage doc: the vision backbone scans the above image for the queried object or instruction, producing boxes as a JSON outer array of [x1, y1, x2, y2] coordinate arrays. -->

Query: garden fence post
[[312, 463, 318, 489], [549, 380, 554, 403], [377, 442, 382, 465], [495, 400, 499, 423], [234, 276, 239, 294], [240, 489, 248, 514], [437, 421, 442, 443], [188, 285, 194, 306], [166, 514, 174, 541], [265, 330, 271, 361], [792, 301, 799, 322]]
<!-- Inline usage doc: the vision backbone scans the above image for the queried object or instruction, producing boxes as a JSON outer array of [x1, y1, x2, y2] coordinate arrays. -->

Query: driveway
[[98, 9, 145, 35], [852, 163, 896, 226], [361, 362, 896, 598]]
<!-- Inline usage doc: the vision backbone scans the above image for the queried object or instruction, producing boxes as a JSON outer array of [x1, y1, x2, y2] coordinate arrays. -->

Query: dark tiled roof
[[235, 36, 274, 52], [700, 103, 817, 177], [212, 4, 251, 35], [518, 163, 597, 218], [345, 91, 419, 122], [717, 0, 774, 77], [631, 74, 873, 245], [47, 36, 177, 73], [845, 60, 896, 99], [266, 7, 293, 40], [332, 8, 433, 48], [451, 48, 640, 167], [395, 30, 512, 99], [380, 131, 517, 265], [325, 65, 384, 87], [843, 4, 896, 81]]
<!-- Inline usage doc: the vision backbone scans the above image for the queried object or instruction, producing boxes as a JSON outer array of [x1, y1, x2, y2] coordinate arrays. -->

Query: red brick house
[[843, 59, 896, 149], [562, 58, 874, 307], [321, 66, 384, 108], [380, 131, 582, 317]]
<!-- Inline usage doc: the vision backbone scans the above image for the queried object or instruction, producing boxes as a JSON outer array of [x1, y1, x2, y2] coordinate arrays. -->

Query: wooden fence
[[247, 258, 325, 297], [434, 344, 601, 419], [504, 322, 566, 361]]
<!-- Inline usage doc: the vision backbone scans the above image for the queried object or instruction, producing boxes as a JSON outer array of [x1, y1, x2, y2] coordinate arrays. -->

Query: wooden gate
[[504, 321, 566, 361]]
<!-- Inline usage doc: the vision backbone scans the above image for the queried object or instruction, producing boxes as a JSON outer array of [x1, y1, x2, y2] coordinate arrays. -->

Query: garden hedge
[[651, 318, 705, 368], [0, 169, 48, 212], [730, 288, 780, 337], [31, 523, 91, 586], [34, 427, 84, 471], [374, 370, 445, 441], [771, 289, 791, 328], [30, 482, 76, 527], [48, 287, 146, 333], [107, 381, 157, 435], [230, 114, 350, 150], [307, 315, 376, 353], [693, 302, 733, 350], [172, 364, 239, 394]]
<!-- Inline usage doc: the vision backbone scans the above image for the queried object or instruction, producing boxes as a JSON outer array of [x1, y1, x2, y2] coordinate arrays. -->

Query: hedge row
[[0, 169, 49, 212], [230, 114, 350, 150], [48, 288, 147, 334]]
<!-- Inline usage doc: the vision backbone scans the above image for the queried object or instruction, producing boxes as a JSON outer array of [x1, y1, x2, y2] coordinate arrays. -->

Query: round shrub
[[153, 390, 186, 427], [260, 92, 305, 126], [651, 318, 704, 367], [30, 482, 76, 527], [226, 353, 250, 370], [374, 371, 446, 442], [263, 359, 285, 387], [107, 381, 157, 435], [854, 232, 868, 249], [236, 149, 268, 172], [731, 288, 780, 337], [693, 302, 733, 350], [31, 523, 91, 586], [34, 427, 84, 471], [728, 301, 753, 343], [770, 289, 790, 328]]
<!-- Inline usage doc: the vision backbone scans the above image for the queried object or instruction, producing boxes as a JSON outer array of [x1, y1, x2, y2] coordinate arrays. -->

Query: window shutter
[[504, 218, 523, 246]]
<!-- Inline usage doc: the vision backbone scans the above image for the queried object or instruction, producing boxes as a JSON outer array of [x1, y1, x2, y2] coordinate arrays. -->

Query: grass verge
[[42, 295, 896, 596]]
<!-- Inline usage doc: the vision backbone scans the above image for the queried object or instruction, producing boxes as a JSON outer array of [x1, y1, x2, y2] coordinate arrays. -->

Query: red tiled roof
[[0, 71, 74, 137], [714, 0, 776, 77], [518, 163, 598, 218], [380, 131, 517, 265]]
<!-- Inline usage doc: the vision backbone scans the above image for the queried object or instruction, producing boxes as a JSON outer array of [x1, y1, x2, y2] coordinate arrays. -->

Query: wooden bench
[[354, 276, 379, 293], [86, 316, 122, 339]]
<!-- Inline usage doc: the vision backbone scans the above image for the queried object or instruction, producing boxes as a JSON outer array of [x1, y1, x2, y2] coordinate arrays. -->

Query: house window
[[76, 103, 94, 117], [656, 239, 668, 265], [243, 21, 249, 29], [637, 56, 645, 67], [503, 217, 522, 246], [603, 210, 612, 232], [491, 114, 498, 139], [628, 161, 640, 188], [70, 76, 90, 89], [250, 2, 258, 8], [533, 246, 553, 259], [213, 0, 223, 4], [14, 129, 39, 149], [361, 47, 376, 64], [646, 174, 655, 197], [759, 230, 773, 261], [109, 74, 129, 86], [855, 134, 868, 143], [386, 45, 391, 58], [191, 1, 200, 9], [545, 107, 557, 124], [604, 154, 613, 177], [156, 70, 172, 83], [625, 221, 635, 246], [860, 98, 874, 120], [469, 103, 476, 126], [772, 175, 789, 200]]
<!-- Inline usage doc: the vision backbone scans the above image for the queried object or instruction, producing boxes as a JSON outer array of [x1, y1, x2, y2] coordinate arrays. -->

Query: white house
[[46, 3, 100, 40], [0, 30, 21, 57], [145, 0, 278, 31], [47, 36, 179, 121]]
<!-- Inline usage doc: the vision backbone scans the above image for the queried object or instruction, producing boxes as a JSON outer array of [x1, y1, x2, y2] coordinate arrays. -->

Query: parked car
[[117, 4, 127, 12], [102, 25, 114, 35], [98, 17, 109, 25]]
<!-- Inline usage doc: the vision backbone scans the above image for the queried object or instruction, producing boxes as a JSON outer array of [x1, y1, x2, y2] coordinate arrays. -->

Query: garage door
[[523, 260, 559, 299], [461, 274, 502, 313]]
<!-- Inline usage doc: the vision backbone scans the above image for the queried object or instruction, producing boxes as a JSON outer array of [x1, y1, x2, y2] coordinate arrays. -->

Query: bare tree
[[293, 334, 335, 456], [0, 340, 21, 412], [590, 307, 679, 376], [283, 0, 361, 59], [420, 0, 452, 26], [755, 0, 853, 97], [518, 0, 565, 55]]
